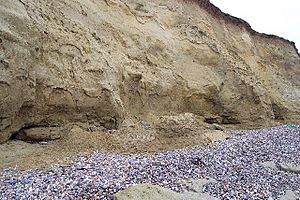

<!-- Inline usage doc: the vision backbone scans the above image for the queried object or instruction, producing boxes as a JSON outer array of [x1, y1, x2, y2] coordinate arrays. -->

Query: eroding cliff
[[0, 0, 299, 143]]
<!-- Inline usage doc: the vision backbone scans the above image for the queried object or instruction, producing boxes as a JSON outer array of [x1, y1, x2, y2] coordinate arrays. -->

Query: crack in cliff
[[123, 2, 146, 24], [17, 0, 25, 6], [103, 0, 109, 6]]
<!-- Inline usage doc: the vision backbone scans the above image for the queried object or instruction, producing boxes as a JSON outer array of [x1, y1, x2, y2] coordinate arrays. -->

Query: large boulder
[[113, 184, 218, 200]]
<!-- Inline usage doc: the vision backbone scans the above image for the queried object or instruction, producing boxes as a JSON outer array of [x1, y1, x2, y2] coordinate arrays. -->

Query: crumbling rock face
[[14, 127, 65, 142], [0, 0, 299, 143]]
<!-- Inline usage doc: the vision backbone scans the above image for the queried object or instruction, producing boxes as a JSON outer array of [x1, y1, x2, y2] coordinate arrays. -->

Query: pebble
[[0, 125, 299, 199]]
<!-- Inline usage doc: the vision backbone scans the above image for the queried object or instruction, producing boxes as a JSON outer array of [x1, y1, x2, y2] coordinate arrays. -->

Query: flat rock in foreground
[[279, 190, 300, 200], [278, 163, 300, 174], [261, 161, 300, 174], [113, 184, 218, 200]]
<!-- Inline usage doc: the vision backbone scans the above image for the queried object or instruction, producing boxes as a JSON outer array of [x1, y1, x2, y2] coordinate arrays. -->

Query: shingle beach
[[1, 125, 299, 200]]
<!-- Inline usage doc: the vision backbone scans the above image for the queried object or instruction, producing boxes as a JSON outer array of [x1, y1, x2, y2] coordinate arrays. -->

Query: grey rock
[[113, 184, 218, 200], [182, 177, 217, 193], [260, 161, 300, 174], [278, 163, 300, 174], [260, 161, 278, 170], [279, 190, 300, 200]]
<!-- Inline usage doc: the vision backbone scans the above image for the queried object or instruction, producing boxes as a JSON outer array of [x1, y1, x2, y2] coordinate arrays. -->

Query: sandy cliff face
[[0, 0, 299, 143]]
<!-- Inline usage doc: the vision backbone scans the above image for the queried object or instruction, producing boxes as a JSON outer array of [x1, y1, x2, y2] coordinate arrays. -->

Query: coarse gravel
[[0, 125, 299, 200]]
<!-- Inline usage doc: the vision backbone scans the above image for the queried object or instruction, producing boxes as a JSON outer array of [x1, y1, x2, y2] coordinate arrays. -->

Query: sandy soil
[[0, 125, 228, 170]]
